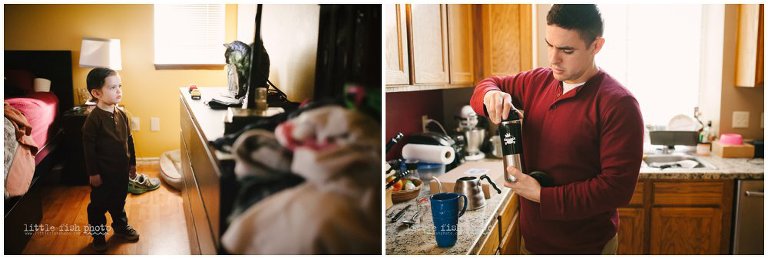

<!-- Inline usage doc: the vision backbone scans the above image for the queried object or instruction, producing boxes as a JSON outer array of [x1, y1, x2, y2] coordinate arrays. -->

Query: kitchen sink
[[642, 154, 717, 170]]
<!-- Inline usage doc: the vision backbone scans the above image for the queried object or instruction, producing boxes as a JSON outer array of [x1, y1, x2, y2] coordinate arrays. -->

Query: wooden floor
[[22, 161, 191, 254]]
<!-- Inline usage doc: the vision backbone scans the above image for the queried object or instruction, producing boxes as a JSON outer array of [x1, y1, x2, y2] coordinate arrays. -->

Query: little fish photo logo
[[24, 223, 111, 236]]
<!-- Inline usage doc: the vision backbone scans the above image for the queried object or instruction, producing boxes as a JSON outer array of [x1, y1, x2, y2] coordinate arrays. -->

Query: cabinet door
[[385, 4, 410, 85], [500, 212, 520, 255], [735, 4, 764, 87], [650, 207, 723, 254], [617, 207, 645, 254], [477, 217, 501, 255], [411, 4, 450, 84], [480, 5, 532, 78], [447, 4, 474, 85]]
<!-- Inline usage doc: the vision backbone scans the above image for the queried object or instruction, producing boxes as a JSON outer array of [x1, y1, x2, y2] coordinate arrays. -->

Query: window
[[154, 4, 225, 67], [596, 5, 704, 126]]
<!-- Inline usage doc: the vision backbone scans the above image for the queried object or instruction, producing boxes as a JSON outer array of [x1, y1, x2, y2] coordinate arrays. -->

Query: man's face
[[545, 25, 601, 83], [94, 74, 123, 105]]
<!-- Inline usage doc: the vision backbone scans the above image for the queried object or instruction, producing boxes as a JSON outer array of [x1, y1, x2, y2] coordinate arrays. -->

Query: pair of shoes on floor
[[92, 236, 107, 253], [114, 225, 140, 241], [128, 173, 161, 194], [91, 225, 140, 252]]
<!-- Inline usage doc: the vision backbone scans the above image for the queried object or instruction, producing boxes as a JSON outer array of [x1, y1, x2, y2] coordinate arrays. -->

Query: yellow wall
[[5, 4, 238, 157]]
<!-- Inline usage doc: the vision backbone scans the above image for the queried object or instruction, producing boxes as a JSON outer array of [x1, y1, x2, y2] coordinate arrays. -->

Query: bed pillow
[[5, 70, 35, 96]]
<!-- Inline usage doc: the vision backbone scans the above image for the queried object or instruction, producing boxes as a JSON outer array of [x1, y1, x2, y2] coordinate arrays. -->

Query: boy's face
[[92, 74, 123, 106]]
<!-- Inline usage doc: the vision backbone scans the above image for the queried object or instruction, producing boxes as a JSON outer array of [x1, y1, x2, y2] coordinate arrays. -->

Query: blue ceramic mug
[[430, 192, 468, 247]]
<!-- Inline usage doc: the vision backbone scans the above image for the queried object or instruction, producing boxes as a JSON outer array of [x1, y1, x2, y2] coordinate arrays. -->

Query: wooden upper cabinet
[[480, 5, 532, 79], [735, 4, 764, 87], [385, 4, 532, 91], [447, 4, 475, 85], [385, 4, 410, 85], [410, 4, 450, 85]]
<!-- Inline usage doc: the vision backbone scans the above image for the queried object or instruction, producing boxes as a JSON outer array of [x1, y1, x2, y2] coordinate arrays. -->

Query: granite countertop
[[638, 154, 764, 180], [384, 155, 762, 254], [385, 180, 513, 255]]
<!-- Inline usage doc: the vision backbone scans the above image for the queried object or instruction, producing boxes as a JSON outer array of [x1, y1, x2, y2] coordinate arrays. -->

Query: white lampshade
[[79, 37, 122, 70]]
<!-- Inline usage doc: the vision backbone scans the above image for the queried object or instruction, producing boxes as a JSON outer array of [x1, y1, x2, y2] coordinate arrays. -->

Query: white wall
[[699, 4, 725, 134], [534, 4, 550, 68], [236, 4, 319, 102]]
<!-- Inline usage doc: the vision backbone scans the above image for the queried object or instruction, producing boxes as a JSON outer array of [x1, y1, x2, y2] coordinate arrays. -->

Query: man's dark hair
[[547, 4, 603, 46], [86, 67, 116, 101]]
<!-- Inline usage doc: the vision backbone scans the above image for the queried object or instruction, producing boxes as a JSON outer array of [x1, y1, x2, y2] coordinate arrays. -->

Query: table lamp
[[79, 37, 122, 105]]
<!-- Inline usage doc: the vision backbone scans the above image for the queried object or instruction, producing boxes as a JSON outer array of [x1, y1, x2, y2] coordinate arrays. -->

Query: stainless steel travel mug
[[498, 113, 524, 183]]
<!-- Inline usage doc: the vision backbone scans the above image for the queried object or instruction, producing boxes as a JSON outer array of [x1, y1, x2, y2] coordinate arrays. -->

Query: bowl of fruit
[[387, 177, 422, 203]]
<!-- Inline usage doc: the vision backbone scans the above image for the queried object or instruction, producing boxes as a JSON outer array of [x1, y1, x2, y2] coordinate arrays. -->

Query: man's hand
[[129, 165, 137, 179], [483, 90, 523, 124], [504, 166, 541, 203], [89, 174, 102, 187]]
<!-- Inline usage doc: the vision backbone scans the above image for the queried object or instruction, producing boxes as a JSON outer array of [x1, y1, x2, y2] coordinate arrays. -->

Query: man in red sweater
[[470, 5, 644, 254]]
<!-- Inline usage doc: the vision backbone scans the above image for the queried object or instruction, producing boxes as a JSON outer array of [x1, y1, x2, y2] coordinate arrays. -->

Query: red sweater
[[470, 68, 644, 254]]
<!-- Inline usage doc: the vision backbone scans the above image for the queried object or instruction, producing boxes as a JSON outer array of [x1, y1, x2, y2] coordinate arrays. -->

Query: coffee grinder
[[497, 109, 554, 187], [456, 105, 485, 160]]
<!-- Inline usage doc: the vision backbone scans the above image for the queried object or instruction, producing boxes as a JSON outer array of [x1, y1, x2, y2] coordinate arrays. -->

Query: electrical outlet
[[131, 117, 140, 131], [150, 117, 160, 132], [732, 111, 749, 128], [421, 115, 429, 133]]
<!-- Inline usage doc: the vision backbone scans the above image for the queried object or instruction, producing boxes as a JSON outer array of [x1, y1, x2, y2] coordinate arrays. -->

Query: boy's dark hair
[[86, 67, 116, 101], [547, 4, 603, 46]]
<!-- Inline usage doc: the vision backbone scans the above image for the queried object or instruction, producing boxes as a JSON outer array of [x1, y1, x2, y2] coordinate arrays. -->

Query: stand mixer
[[456, 105, 485, 161]]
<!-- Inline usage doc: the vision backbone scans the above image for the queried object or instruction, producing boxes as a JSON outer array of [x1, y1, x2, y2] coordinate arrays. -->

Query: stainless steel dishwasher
[[731, 179, 764, 254]]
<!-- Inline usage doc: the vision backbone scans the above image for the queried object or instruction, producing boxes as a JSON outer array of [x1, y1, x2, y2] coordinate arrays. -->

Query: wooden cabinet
[[617, 207, 645, 254], [411, 4, 450, 85], [618, 181, 646, 254], [617, 180, 735, 255], [499, 193, 521, 255], [650, 207, 723, 254], [447, 4, 475, 85], [649, 181, 733, 254], [385, 4, 410, 85], [386, 4, 531, 92], [479, 5, 532, 79], [476, 192, 520, 255], [477, 217, 501, 255], [179, 88, 238, 254], [735, 4, 764, 87]]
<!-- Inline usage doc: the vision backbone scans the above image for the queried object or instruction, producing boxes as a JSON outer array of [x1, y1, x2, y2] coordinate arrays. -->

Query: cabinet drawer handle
[[745, 191, 764, 197]]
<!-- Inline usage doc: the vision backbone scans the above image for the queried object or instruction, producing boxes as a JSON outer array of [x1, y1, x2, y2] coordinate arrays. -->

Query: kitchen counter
[[385, 155, 763, 254], [639, 155, 763, 180], [385, 172, 514, 255]]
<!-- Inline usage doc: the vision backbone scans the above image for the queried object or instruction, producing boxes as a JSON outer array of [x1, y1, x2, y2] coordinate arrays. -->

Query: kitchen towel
[[402, 144, 455, 164]]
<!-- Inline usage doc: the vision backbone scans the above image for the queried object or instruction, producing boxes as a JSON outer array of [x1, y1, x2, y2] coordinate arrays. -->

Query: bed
[[4, 50, 73, 254]]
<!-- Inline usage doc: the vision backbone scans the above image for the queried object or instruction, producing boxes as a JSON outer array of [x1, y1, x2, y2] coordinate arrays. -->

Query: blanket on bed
[[4, 102, 39, 199]]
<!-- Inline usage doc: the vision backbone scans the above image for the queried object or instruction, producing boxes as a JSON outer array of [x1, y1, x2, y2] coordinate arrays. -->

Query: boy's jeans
[[87, 172, 129, 238]]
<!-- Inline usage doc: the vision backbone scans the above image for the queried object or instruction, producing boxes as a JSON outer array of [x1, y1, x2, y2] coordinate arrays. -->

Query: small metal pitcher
[[453, 174, 501, 210]]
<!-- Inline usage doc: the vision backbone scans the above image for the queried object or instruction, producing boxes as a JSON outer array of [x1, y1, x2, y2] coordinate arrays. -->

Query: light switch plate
[[150, 117, 160, 132], [732, 111, 749, 128], [131, 117, 140, 131]]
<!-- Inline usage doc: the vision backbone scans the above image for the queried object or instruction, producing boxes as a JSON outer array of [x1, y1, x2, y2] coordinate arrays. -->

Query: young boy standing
[[82, 67, 140, 252]]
